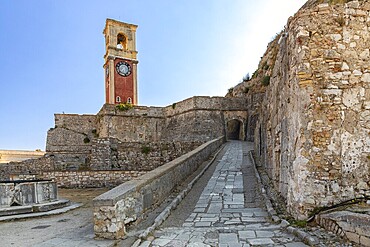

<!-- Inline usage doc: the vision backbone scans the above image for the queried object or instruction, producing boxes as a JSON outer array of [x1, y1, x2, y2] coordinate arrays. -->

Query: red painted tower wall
[[114, 59, 134, 104], [105, 66, 110, 103]]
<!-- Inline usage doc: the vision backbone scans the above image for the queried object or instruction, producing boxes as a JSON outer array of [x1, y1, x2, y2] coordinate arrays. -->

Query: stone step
[[0, 199, 70, 217]]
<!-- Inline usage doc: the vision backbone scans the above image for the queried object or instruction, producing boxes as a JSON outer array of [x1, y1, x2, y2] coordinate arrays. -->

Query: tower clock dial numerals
[[116, 61, 131, 77]]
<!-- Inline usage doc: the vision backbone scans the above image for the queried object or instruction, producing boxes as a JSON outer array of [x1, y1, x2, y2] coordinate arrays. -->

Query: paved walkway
[[139, 141, 308, 247]]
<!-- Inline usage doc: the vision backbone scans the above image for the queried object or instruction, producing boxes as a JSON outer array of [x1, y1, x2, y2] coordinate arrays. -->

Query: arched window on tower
[[127, 97, 132, 104], [117, 33, 127, 50], [116, 96, 121, 103]]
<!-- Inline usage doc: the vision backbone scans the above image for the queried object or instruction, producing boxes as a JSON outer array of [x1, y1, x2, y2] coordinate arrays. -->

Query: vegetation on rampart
[[116, 103, 133, 111]]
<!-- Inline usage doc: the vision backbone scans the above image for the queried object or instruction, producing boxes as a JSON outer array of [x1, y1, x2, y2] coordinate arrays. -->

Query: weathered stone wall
[[46, 114, 98, 172], [163, 110, 226, 142], [90, 138, 202, 171], [0, 156, 54, 181], [43, 96, 247, 174], [0, 139, 200, 188], [97, 105, 164, 142], [47, 113, 97, 151], [42, 170, 147, 188], [93, 137, 224, 239], [230, 0, 370, 219], [162, 96, 249, 142]]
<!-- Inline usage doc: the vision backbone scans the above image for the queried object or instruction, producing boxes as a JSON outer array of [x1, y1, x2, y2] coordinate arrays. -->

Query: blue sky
[[0, 0, 306, 150]]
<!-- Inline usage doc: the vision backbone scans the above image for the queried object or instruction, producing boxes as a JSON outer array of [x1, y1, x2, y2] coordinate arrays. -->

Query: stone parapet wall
[[97, 104, 164, 118], [0, 139, 202, 188], [97, 112, 165, 142], [0, 156, 54, 181], [42, 170, 147, 188], [45, 97, 248, 171], [90, 138, 202, 171], [162, 110, 226, 142], [54, 114, 97, 133], [163, 96, 249, 117], [93, 137, 224, 239]]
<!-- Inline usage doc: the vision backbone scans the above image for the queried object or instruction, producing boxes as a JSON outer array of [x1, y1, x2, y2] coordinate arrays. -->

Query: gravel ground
[[0, 188, 110, 247]]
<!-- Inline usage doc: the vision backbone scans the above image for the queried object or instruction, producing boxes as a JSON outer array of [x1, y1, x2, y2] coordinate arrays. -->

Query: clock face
[[116, 61, 131, 77]]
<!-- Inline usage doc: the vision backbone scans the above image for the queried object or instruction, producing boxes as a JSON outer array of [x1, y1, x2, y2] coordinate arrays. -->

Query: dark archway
[[227, 119, 243, 140]]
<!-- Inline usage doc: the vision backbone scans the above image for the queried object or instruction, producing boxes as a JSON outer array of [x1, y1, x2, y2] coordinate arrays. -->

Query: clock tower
[[103, 19, 138, 105]]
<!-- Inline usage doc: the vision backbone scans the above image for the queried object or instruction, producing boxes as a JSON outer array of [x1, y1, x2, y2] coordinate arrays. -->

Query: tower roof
[[103, 19, 138, 34]]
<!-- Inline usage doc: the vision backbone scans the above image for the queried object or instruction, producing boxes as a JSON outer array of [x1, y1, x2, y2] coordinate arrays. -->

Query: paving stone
[[247, 238, 275, 245], [194, 222, 211, 227], [194, 208, 206, 213], [284, 242, 309, 247], [241, 212, 253, 217], [198, 213, 217, 217], [200, 217, 219, 222], [187, 243, 211, 247], [241, 217, 267, 223], [219, 233, 239, 244], [149, 142, 338, 247], [182, 222, 193, 227], [255, 230, 275, 238], [207, 203, 222, 214], [176, 232, 192, 241], [239, 230, 256, 239], [253, 211, 268, 217]]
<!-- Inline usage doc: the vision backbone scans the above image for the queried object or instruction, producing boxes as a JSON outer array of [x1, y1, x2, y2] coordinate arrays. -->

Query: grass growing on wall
[[141, 146, 151, 155], [116, 103, 133, 111], [262, 76, 271, 86], [83, 137, 90, 143]]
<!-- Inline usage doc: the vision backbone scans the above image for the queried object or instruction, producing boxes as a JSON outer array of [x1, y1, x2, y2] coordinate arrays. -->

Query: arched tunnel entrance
[[227, 119, 243, 140]]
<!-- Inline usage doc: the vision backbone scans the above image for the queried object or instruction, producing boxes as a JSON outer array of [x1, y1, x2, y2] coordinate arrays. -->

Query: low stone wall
[[0, 156, 54, 181], [92, 136, 224, 239], [0, 140, 201, 188], [316, 211, 370, 246], [90, 138, 202, 171], [42, 170, 147, 188]]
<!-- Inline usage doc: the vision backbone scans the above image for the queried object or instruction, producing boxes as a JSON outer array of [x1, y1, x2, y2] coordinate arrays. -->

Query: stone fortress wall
[[1, 96, 248, 188], [229, 0, 370, 219], [4, 1, 367, 221]]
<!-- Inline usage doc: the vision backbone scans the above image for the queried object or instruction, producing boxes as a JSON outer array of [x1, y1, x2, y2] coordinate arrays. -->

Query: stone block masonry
[[90, 138, 203, 171], [229, 0, 370, 219], [0, 140, 200, 188], [93, 137, 224, 239], [42, 170, 147, 188], [1, 96, 248, 189], [317, 211, 370, 247]]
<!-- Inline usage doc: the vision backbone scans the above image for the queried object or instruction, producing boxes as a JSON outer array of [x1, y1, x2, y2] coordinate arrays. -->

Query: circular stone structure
[[0, 179, 58, 208]]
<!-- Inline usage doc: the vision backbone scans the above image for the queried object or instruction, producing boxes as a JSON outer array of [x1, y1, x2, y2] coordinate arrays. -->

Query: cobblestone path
[[139, 141, 308, 247]]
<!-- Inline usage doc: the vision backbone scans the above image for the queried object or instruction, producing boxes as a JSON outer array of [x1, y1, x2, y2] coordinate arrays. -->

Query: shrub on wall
[[116, 103, 133, 111], [262, 76, 271, 86], [141, 146, 151, 155]]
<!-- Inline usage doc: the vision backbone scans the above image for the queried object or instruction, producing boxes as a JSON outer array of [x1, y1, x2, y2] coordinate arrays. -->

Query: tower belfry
[[103, 19, 138, 105]]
